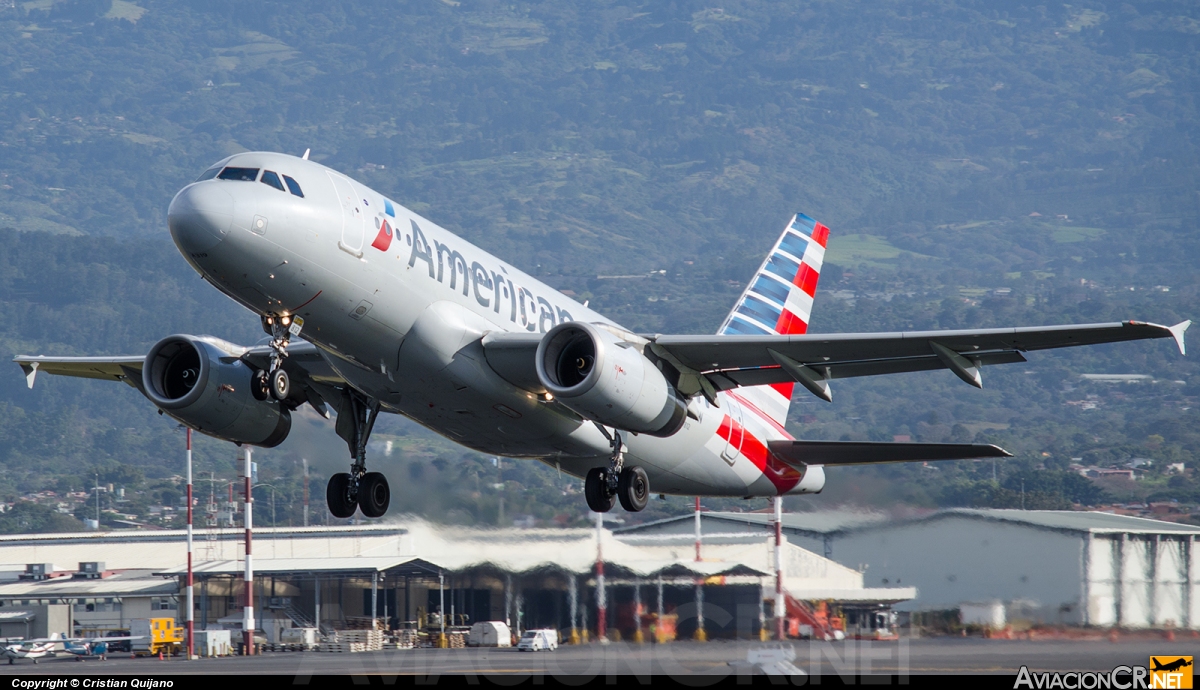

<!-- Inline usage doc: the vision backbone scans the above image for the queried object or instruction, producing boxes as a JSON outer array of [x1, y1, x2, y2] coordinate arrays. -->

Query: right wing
[[13, 339, 349, 419]]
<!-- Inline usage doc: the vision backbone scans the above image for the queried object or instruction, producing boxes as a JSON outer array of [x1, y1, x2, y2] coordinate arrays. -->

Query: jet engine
[[536, 322, 687, 437], [142, 335, 291, 447]]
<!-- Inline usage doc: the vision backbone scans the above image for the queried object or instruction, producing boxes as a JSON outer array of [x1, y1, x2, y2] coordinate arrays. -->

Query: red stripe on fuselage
[[714, 410, 802, 494]]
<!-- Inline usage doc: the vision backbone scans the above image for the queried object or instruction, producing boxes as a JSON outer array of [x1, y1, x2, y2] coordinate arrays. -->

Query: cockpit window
[[196, 166, 221, 182], [283, 175, 304, 198], [217, 167, 260, 182], [260, 170, 285, 192]]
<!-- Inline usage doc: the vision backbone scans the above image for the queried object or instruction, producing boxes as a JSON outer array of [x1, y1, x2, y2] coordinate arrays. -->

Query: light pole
[[253, 484, 282, 527]]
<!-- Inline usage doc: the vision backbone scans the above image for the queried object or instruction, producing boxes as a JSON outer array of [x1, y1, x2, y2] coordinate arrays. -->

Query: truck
[[130, 618, 183, 657], [467, 621, 511, 648]]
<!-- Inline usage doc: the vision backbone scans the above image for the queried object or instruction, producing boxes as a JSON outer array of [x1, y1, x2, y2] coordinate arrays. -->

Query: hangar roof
[[613, 510, 887, 537], [615, 508, 1200, 539], [926, 508, 1200, 535], [0, 570, 176, 599]]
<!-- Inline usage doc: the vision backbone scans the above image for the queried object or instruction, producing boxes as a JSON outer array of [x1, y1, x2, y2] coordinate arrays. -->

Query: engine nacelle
[[142, 335, 291, 447], [536, 322, 687, 437]]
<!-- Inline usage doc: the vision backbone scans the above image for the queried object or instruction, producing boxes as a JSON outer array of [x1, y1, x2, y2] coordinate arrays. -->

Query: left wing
[[651, 319, 1189, 402], [482, 319, 1188, 403], [768, 440, 1011, 467]]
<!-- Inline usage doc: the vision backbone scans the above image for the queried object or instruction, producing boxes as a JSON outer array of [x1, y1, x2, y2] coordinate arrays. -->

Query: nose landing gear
[[325, 390, 391, 519], [252, 313, 303, 402]]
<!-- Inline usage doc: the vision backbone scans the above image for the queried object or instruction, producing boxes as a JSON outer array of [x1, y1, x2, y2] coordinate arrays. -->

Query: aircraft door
[[721, 400, 744, 464], [328, 172, 365, 257]]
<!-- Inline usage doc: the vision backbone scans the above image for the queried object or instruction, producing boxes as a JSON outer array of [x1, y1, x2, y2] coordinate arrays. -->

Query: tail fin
[[717, 213, 830, 425]]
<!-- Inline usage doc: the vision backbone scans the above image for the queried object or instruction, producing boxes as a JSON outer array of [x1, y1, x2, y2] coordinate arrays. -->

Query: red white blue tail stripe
[[716, 213, 830, 427]]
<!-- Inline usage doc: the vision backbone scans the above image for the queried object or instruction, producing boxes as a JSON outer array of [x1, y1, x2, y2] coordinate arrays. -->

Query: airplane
[[2, 634, 59, 664], [62, 634, 142, 661], [13, 151, 1190, 518]]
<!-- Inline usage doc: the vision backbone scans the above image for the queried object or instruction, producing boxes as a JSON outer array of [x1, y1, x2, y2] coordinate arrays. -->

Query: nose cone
[[168, 183, 234, 253]]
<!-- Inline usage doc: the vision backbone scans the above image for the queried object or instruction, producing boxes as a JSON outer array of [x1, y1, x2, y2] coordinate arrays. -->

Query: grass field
[[825, 233, 935, 268]]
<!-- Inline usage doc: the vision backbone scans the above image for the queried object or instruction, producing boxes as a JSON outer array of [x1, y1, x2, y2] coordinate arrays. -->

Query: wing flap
[[768, 440, 1012, 466], [708, 350, 1027, 390]]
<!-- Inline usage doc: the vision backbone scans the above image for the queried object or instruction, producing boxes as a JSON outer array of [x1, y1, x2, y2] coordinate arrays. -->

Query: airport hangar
[[0, 520, 912, 641], [615, 508, 1200, 628]]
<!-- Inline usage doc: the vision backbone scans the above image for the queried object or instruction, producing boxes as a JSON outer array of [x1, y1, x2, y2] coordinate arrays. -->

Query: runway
[[5, 638, 1197, 677]]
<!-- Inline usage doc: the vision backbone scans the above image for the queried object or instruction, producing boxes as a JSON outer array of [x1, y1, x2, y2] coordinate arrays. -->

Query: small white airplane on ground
[[14, 152, 1190, 518], [2, 634, 59, 664]]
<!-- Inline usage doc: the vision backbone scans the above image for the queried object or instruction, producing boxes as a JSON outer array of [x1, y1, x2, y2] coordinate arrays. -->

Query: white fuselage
[[169, 152, 823, 497]]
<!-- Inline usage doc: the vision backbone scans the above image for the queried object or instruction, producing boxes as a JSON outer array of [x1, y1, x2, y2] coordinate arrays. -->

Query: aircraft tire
[[584, 468, 615, 513], [270, 369, 290, 401], [326, 473, 357, 518], [252, 370, 270, 401], [358, 472, 390, 518], [617, 466, 650, 512]]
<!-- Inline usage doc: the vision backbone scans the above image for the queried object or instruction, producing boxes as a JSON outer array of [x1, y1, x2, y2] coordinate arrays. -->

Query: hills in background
[[0, 0, 1197, 530]]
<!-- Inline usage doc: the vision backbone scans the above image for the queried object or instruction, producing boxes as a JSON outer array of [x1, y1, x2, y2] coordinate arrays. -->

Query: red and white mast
[[185, 428, 194, 660], [242, 446, 254, 654]]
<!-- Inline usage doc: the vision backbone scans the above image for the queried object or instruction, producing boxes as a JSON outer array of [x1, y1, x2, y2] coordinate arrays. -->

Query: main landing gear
[[585, 429, 650, 514], [327, 390, 391, 519], [252, 313, 303, 402]]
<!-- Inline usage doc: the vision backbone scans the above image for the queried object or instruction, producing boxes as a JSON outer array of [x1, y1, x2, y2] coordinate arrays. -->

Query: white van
[[468, 621, 512, 648], [516, 629, 558, 652]]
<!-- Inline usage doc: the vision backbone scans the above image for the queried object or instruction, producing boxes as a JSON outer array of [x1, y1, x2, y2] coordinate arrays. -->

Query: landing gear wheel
[[326, 473, 357, 518], [270, 369, 290, 401], [585, 468, 616, 513], [617, 466, 650, 512], [358, 472, 390, 518], [252, 370, 270, 401]]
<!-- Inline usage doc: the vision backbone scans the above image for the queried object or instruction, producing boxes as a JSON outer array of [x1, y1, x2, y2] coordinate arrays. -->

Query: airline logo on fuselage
[[404, 219, 574, 333]]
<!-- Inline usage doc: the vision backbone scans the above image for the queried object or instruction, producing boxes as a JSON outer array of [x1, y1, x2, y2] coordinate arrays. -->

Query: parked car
[[516, 629, 558, 652]]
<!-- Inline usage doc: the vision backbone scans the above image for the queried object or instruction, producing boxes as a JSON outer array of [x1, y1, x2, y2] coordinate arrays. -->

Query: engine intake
[[143, 335, 291, 447], [536, 322, 686, 437]]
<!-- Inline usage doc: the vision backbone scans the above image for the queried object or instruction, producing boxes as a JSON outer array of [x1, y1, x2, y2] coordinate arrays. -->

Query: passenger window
[[260, 170, 285, 192], [283, 175, 304, 198], [196, 166, 221, 182], [217, 167, 260, 182]]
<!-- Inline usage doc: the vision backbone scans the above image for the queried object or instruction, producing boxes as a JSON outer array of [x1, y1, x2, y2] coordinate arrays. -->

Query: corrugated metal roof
[[0, 570, 176, 598], [618, 509, 1200, 538], [155, 557, 436, 577], [615, 510, 888, 535], [0, 610, 36, 621], [921, 508, 1200, 535]]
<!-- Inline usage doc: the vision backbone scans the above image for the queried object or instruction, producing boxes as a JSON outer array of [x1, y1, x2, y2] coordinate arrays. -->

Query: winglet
[[1168, 320, 1190, 356], [19, 361, 38, 389]]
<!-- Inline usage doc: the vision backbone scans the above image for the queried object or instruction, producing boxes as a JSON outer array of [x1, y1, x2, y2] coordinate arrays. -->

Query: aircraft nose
[[168, 183, 234, 253]]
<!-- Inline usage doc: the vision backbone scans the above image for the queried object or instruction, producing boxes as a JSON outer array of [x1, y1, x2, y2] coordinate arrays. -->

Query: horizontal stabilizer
[[767, 440, 1011, 466]]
